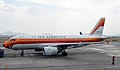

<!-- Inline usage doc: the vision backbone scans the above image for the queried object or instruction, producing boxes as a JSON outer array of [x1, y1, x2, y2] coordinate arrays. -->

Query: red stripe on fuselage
[[4, 38, 103, 48]]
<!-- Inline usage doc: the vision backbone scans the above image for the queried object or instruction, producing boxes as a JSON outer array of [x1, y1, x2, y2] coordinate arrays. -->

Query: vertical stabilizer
[[90, 17, 105, 36]]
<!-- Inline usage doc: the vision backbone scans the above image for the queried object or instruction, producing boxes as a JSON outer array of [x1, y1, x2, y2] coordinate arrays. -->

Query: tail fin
[[89, 17, 105, 36]]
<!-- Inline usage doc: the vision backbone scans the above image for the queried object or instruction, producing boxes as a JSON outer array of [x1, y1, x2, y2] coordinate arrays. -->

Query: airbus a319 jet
[[3, 17, 109, 57]]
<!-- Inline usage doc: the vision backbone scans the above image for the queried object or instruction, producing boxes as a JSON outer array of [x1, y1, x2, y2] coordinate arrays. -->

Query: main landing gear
[[62, 50, 68, 56], [20, 50, 68, 56], [20, 50, 24, 57]]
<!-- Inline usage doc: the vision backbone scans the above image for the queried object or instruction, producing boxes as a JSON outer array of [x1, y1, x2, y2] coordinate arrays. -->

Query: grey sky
[[0, 0, 120, 35]]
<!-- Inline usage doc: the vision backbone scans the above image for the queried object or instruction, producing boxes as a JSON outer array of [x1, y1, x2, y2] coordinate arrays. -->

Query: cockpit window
[[9, 39, 16, 41]]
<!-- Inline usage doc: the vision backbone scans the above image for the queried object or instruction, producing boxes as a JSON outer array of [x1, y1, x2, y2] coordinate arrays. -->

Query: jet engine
[[43, 46, 58, 55]]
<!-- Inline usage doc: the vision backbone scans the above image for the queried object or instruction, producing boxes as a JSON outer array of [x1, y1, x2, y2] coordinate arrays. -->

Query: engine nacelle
[[43, 46, 58, 55]]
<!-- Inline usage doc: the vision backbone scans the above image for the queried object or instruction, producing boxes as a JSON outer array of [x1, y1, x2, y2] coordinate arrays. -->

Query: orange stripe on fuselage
[[5, 38, 103, 47]]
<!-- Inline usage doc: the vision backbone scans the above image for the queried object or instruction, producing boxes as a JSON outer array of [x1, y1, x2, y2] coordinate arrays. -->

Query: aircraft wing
[[45, 42, 91, 49]]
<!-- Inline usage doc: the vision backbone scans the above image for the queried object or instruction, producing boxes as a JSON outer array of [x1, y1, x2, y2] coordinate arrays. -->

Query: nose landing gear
[[20, 50, 24, 57]]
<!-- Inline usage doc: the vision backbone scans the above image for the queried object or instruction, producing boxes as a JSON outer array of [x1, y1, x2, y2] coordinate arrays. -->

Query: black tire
[[62, 52, 68, 56]]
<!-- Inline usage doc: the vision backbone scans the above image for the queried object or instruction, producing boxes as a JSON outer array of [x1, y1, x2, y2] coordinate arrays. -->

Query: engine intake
[[43, 46, 58, 55]]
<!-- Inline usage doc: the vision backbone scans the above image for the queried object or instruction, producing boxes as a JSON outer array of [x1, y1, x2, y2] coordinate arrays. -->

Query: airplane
[[3, 17, 108, 57]]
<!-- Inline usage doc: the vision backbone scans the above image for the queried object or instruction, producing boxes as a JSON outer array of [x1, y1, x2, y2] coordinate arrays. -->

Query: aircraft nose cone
[[3, 41, 11, 48], [3, 43, 8, 48]]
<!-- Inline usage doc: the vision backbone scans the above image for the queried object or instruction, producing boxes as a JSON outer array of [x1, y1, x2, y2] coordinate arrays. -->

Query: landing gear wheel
[[62, 52, 68, 56], [20, 50, 24, 57]]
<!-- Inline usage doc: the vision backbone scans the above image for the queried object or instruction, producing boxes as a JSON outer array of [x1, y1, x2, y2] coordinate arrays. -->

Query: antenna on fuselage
[[79, 31, 82, 35]]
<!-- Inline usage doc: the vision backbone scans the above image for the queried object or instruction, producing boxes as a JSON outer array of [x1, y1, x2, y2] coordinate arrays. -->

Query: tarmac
[[0, 42, 120, 70]]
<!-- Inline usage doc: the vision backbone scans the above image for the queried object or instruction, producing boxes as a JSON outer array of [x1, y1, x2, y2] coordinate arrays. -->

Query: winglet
[[90, 17, 105, 36]]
